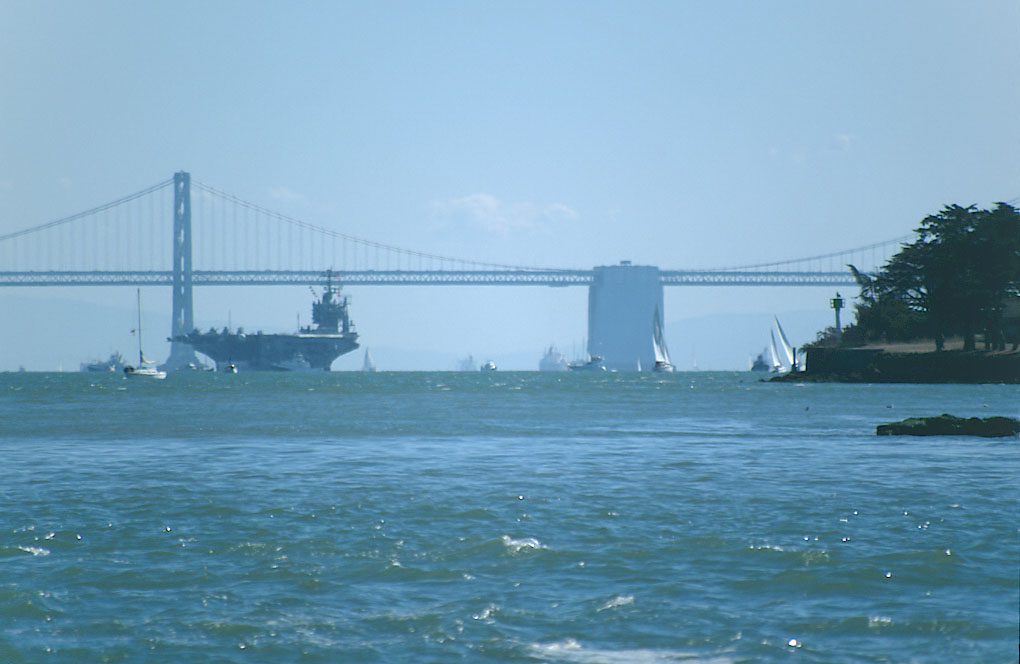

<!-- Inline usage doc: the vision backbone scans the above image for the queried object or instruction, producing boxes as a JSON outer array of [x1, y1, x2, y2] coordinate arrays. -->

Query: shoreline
[[772, 347, 1020, 384]]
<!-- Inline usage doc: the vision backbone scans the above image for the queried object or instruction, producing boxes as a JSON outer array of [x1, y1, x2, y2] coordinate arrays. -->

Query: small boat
[[271, 354, 313, 371], [123, 289, 167, 379], [123, 362, 165, 379], [221, 362, 237, 373], [568, 355, 606, 371], [480, 360, 497, 371]]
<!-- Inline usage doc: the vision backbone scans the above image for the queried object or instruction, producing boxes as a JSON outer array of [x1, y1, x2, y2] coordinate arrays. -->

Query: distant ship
[[176, 275, 359, 371], [81, 351, 126, 372], [750, 350, 770, 372], [538, 345, 568, 371], [480, 360, 497, 371], [568, 355, 606, 372]]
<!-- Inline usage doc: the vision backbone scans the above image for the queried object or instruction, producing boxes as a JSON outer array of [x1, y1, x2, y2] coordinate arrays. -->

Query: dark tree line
[[845, 203, 1020, 351]]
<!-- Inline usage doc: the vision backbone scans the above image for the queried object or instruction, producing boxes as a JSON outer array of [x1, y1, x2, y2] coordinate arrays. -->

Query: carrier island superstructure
[[175, 277, 359, 371]]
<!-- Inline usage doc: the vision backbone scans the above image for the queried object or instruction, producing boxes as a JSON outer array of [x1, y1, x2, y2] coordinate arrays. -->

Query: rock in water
[[876, 414, 1020, 437]]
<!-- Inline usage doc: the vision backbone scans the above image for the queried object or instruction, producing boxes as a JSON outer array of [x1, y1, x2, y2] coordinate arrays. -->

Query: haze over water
[[1, 371, 1016, 662]]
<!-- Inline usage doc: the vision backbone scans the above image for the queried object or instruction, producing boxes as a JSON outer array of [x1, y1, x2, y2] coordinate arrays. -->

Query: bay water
[[1, 371, 1017, 662]]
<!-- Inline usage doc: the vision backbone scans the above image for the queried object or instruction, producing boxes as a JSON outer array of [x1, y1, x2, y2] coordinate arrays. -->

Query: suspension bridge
[[0, 172, 919, 370]]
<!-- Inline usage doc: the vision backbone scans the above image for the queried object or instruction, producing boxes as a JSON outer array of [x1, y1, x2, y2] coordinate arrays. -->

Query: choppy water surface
[[1, 371, 1017, 662]]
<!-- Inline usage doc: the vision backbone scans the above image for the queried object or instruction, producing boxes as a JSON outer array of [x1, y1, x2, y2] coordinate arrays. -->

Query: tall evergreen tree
[[850, 203, 1019, 350]]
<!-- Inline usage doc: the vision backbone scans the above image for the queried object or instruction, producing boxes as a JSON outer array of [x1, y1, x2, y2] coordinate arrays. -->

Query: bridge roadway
[[0, 268, 859, 288]]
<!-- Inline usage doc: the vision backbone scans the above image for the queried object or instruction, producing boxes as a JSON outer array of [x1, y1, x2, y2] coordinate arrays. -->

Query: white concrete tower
[[587, 262, 664, 371], [163, 171, 200, 371]]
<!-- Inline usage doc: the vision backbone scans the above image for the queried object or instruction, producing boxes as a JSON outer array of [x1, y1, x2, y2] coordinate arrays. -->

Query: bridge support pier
[[587, 263, 665, 371], [163, 171, 201, 371]]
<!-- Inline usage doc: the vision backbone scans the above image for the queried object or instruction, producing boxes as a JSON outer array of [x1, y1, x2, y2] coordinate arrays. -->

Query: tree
[[914, 204, 982, 349], [849, 203, 1019, 350], [848, 258, 929, 344], [974, 203, 1020, 349]]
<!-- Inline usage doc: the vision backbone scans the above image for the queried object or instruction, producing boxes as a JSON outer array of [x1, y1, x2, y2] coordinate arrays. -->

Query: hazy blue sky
[[1, 1, 1017, 370]]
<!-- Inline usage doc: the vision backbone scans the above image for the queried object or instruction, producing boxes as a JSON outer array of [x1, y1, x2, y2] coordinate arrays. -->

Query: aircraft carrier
[[175, 278, 359, 371]]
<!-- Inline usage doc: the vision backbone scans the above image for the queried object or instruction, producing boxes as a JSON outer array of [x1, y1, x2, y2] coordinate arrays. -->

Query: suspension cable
[[191, 180, 571, 272], [0, 178, 174, 243], [5, 178, 1015, 272], [707, 234, 915, 271]]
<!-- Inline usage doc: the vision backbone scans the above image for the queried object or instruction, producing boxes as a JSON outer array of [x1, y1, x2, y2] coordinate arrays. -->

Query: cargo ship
[[175, 278, 359, 371]]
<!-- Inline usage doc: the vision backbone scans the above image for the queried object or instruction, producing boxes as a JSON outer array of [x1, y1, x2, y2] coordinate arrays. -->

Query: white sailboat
[[774, 316, 795, 369], [123, 289, 166, 379], [362, 348, 377, 372], [770, 316, 802, 373], [768, 330, 785, 372], [652, 306, 674, 372]]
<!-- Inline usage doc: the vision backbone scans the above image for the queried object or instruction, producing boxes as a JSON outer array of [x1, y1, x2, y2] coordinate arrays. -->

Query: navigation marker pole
[[831, 292, 845, 343]]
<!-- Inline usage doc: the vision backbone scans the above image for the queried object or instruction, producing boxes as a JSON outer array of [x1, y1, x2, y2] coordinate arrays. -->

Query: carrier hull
[[179, 331, 359, 371]]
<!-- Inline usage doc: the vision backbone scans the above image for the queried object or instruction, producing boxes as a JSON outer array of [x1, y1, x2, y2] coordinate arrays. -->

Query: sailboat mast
[[136, 288, 143, 365]]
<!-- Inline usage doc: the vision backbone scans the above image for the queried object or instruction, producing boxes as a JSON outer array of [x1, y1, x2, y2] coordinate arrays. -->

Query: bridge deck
[[0, 269, 860, 287]]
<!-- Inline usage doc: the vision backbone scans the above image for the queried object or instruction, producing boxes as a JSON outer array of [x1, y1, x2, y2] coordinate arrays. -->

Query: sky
[[1, 1, 1018, 370]]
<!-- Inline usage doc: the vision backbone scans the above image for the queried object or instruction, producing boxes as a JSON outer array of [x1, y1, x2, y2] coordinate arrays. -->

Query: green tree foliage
[[849, 203, 1019, 350], [847, 264, 928, 344]]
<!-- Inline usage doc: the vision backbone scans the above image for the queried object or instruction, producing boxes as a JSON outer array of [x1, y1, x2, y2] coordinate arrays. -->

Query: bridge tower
[[587, 262, 664, 371], [163, 171, 200, 370]]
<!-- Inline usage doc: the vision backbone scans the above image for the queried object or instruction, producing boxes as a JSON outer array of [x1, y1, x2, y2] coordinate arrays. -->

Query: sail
[[769, 330, 784, 371], [362, 349, 376, 372], [773, 316, 795, 370], [652, 307, 671, 365]]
